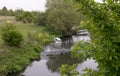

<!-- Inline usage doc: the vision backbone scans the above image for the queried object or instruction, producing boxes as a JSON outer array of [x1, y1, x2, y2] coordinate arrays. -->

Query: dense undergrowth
[[0, 24, 54, 76]]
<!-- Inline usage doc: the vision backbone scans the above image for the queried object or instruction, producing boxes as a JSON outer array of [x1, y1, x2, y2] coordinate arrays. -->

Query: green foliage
[[0, 6, 8, 16], [15, 11, 34, 23], [36, 13, 46, 26], [70, 0, 120, 76], [0, 24, 50, 76], [0, 7, 15, 16], [81, 68, 104, 76], [22, 12, 34, 23], [0, 29, 48, 76], [14, 9, 24, 16], [59, 64, 79, 76], [15, 14, 23, 21], [45, 0, 83, 36], [0, 39, 42, 76], [1, 24, 23, 46], [38, 32, 54, 44], [71, 41, 95, 60]]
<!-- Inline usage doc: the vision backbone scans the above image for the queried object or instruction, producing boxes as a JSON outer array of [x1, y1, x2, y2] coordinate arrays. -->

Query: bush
[[36, 13, 46, 26], [23, 16, 33, 23], [22, 12, 34, 23], [1, 24, 23, 46], [15, 11, 34, 23], [59, 64, 79, 76], [15, 14, 23, 21]]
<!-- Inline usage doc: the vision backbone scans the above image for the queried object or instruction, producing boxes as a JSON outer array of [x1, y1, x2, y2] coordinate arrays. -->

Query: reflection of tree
[[46, 52, 83, 72], [61, 37, 74, 49]]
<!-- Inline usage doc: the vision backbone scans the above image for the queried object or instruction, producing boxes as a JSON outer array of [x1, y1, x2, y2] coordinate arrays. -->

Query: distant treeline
[[0, 6, 41, 23], [0, 6, 40, 16], [0, 6, 24, 16]]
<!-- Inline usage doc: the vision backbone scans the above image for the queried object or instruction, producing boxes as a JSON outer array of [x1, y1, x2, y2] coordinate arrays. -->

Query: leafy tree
[[45, 0, 83, 37], [22, 12, 34, 23], [1, 6, 8, 16], [70, 0, 120, 76], [2, 6, 7, 11], [8, 9, 15, 16], [31, 11, 41, 23], [36, 12, 46, 26], [14, 9, 24, 15], [0, 7, 15, 16], [15, 11, 35, 23]]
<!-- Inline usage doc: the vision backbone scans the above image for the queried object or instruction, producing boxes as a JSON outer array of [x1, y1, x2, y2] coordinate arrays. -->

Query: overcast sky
[[0, 0, 102, 12], [0, 0, 47, 12]]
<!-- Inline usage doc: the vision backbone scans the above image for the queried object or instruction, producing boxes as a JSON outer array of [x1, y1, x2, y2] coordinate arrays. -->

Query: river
[[20, 34, 98, 76]]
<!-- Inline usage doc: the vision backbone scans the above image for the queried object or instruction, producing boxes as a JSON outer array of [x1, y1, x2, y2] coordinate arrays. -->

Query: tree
[[2, 6, 7, 11], [15, 11, 35, 23], [1, 6, 8, 16], [36, 12, 46, 26], [9, 9, 15, 16], [45, 0, 83, 37], [0, 8, 15, 16], [22, 12, 34, 23], [14, 9, 24, 15], [71, 0, 120, 76]]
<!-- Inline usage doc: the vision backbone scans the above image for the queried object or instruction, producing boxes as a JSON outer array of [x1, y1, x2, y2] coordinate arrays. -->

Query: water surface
[[21, 34, 97, 76]]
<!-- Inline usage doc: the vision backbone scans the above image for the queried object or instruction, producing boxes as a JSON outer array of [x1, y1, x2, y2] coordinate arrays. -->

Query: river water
[[20, 34, 98, 76]]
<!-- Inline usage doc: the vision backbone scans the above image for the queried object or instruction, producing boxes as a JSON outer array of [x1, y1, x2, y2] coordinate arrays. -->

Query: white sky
[[0, 0, 102, 12], [0, 0, 47, 12]]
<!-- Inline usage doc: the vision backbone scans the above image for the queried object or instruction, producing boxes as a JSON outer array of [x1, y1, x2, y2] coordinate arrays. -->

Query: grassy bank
[[0, 17, 54, 76], [0, 40, 42, 76]]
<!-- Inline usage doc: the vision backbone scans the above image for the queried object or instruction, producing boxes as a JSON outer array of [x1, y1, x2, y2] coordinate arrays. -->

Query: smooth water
[[20, 35, 97, 76]]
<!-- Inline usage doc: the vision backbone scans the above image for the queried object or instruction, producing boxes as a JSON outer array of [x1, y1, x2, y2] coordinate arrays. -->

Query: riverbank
[[0, 40, 42, 76], [0, 23, 54, 76]]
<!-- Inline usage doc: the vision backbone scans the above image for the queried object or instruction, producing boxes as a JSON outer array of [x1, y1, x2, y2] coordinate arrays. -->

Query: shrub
[[38, 33, 54, 44], [22, 12, 34, 23], [15, 12, 34, 23], [22, 19, 28, 24], [36, 13, 46, 26], [25, 16, 33, 23], [59, 64, 79, 76], [15, 14, 23, 21], [1, 24, 23, 46]]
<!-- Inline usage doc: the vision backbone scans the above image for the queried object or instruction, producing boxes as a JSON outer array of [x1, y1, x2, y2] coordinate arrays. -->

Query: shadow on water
[[19, 36, 83, 76], [46, 52, 83, 72]]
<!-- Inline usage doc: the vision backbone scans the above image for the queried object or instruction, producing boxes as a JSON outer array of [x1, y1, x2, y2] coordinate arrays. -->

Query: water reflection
[[20, 34, 97, 76], [21, 60, 59, 76], [46, 52, 83, 72]]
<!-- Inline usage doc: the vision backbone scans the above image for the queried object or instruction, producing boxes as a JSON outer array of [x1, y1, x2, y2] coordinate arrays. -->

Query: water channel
[[20, 34, 98, 76]]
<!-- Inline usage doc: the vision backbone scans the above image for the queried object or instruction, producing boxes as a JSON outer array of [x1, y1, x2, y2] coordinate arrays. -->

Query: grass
[[15, 23, 45, 37], [0, 23, 45, 43], [0, 16, 54, 76]]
